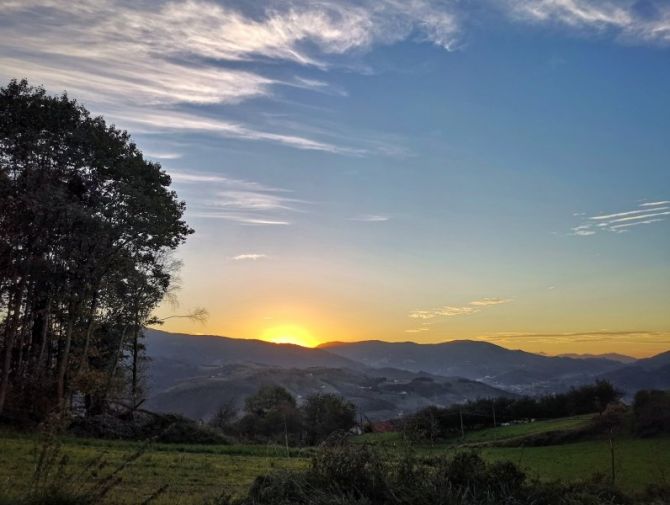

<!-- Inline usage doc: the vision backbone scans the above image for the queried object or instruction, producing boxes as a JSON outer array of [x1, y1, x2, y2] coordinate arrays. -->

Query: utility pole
[[283, 414, 290, 458], [459, 407, 465, 439], [609, 428, 616, 486], [492, 401, 497, 428]]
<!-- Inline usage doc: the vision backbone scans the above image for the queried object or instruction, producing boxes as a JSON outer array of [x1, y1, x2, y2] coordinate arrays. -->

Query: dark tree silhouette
[[0, 79, 192, 421]]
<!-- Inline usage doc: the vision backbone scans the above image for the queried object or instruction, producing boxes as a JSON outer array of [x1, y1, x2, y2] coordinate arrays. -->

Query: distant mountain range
[[144, 329, 670, 421], [556, 352, 637, 364], [318, 340, 623, 394], [599, 351, 670, 397]]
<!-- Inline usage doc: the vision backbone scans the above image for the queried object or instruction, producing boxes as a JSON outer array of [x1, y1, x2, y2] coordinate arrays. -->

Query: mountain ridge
[[144, 329, 670, 420]]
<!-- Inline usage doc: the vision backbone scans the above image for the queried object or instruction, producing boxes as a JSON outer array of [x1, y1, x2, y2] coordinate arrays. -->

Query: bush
[[69, 411, 227, 444]]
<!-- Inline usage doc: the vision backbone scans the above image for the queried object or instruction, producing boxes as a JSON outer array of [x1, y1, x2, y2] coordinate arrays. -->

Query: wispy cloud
[[232, 254, 269, 261], [405, 327, 430, 333], [350, 214, 390, 222], [171, 169, 302, 225], [212, 190, 305, 212], [469, 297, 512, 307], [0, 0, 463, 154], [477, 330, 670, 348], [640, 200, 670, 207], [144, 151, 183, 160], [505, 0, 670, 46], [571, 200, 670, 236], [409, 297, 512, 320], [108, 108, 364, 154]]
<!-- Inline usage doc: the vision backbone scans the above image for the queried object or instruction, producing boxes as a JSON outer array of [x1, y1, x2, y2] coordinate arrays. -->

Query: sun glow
[[261, 325, 317, 347]]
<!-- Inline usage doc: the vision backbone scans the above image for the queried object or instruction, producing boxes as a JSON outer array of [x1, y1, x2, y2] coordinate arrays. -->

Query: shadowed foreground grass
[[0, 431, 308, 504], [1, 425, 668, 503]]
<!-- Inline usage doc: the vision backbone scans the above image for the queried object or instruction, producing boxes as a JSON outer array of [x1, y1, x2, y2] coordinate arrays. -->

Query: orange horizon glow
[[260, 324, 319, 348], [153, 317, 669, 359]]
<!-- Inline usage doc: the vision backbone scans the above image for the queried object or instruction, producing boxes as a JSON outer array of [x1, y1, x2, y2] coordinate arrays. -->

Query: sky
[[2, 0, 669, 357]]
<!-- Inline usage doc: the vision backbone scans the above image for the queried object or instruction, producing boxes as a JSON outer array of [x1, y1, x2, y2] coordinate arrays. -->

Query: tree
[[592, 380, 622, 414], [209, 401, 237, 435], [0, 79, 193, 421], [238, 386, 302, 444], [302, 393, 356, 445]]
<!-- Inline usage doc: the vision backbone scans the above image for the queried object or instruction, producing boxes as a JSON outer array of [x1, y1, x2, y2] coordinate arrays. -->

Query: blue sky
[[2, 0, 669, 355]]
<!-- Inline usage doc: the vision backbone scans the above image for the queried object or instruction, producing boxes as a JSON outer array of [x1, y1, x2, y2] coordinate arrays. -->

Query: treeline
[[405, 380, 620, 441], [633, 389, 670, 437], [0, 80, 192, 422], [210, 386, 357, 445]]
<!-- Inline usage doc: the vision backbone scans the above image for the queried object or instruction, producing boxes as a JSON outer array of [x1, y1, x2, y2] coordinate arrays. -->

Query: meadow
[[0, 431, 309, 504], [1, 415, 669, 504]]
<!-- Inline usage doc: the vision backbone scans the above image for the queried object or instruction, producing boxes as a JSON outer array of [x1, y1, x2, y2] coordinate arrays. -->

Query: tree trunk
[[78, 294, 98, 374], [56, 310, 75, 410], [130, 326, 140, 411], [102, 325, 128, 406], [0, 286, 24, 415], [35, 300, 50, 375]]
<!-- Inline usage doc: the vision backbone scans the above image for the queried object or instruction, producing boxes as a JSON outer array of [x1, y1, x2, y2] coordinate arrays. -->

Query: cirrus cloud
[[0, 0, 463, 154], [570, 199, 670, 236], [409, 297, 512, 320]]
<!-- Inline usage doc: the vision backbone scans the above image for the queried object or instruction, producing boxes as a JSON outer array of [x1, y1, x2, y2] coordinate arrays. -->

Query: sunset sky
[[2, 0, 669, 356]]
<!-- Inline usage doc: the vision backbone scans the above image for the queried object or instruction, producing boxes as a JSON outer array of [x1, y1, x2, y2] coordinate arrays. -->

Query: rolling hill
[[145, 362, 514, 421], [144, 329, 515, 420]]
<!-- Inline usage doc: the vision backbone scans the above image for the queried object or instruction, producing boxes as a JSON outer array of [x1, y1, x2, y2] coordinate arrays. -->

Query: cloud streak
[[409, 297, 512, 320], [171, 169, 302, 225], [571, 200, 670, 235], [476, 330, 670, 348], [350, 214, 390, 222], [505, 0, 670, 45], [232, 254, 269, 261]]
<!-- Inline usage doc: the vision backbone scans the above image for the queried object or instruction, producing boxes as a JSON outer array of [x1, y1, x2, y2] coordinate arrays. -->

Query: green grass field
[[354, 416, 670, 493], [354, 415, 593, 447], [1, 418, 668, 504], [0, 431, 309, 504], [481, 437, 670, 493]]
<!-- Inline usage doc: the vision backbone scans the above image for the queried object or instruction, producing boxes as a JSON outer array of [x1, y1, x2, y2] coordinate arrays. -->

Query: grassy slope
[[354, 415, 592, 447], [481, 437, 670, 493], [461, 415, 592, 444], [355, 415, 670, 493], [0, 431, 308, 505]]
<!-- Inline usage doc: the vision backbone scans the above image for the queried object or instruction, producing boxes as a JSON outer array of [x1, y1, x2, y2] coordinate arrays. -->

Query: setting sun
[[261, 325, 317, 348]]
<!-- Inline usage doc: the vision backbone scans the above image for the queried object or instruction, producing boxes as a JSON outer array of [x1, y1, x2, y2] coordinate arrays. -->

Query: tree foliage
[[229, 387, 357, 445], [237, 386, 303, 443], [302, 393, 356, 445], [0, 79, 192, 422]]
